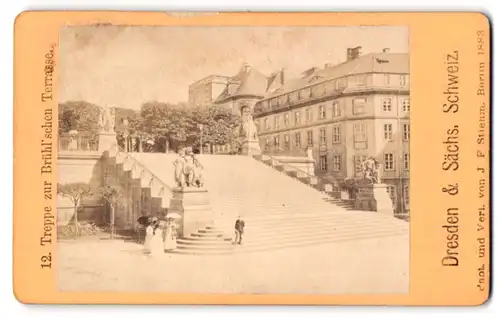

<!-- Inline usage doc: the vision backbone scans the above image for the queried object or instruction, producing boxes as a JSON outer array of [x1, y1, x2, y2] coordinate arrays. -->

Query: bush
[[58, 221, 100, 238]]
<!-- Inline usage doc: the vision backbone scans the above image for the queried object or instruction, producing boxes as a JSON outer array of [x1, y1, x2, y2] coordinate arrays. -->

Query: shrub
[[58, 220, 100, 238]]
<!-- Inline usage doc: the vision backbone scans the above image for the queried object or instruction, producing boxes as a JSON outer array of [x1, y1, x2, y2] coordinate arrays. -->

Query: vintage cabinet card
[[13, 11, 491, 305]]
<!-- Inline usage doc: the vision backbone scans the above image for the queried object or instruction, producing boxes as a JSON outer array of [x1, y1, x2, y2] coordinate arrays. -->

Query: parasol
[[166, 212, 181, 219], [136, 216, 150, 226]]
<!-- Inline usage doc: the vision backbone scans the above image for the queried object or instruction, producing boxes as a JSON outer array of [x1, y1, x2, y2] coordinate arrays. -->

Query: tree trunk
[[110, 204, 115, 239], [165, 138, 169, 153], [73, 203, 78, 239]]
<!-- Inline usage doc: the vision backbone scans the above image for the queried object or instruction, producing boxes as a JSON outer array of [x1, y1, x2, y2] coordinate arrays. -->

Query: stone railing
[[102, 145, 175, 230], [262, 146, 308, 158], [270, 155, 315, 176], [259, 153, 341, 196], [108, 144, 173, 194], [59, 135, 99, 152]]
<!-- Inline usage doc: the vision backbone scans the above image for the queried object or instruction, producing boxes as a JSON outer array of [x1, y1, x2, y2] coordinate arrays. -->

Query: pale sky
[[59, 25, 408, 109]]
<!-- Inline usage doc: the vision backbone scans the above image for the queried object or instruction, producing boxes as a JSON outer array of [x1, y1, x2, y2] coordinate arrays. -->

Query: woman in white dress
[[163, 218, 178, 252], [143, 223, 154, 254], [150, 222, 164, 257]]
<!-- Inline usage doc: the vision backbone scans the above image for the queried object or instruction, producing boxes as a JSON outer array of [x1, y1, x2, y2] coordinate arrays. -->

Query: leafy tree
[[136, 102, 197, 152], [57, 183, 93, 238], [188, 106, 241, 152], [97, 185, 123, 239], [134, 101, 241, 153], [59, 101, 101, 136], [60, 100, 243, 153], [58, 101, 140, 137]]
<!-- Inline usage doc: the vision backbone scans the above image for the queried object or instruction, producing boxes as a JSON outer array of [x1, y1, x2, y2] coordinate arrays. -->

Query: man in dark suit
[[234, 216, 245, 245]]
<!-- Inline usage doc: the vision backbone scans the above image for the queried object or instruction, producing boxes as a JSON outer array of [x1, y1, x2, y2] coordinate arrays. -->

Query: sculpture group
[[361, 157, 382, 184], [98, 105, 116, 133], [173, 147, 204, 188]]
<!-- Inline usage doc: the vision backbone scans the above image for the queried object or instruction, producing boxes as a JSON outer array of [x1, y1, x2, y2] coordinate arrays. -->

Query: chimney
[[382, 48, 390, 53], [324, 63, 334, 69], [280, 68, 285, 85], [242, 62, 251, 73], [347, 46, 362, 61]]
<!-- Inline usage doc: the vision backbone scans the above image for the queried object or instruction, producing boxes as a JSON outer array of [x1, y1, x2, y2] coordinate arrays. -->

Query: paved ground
[[57, 235, 409, 294]]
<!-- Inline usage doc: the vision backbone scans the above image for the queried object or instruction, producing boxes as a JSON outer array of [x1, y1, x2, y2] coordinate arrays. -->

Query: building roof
[[189, 74, 231, 88], [266, 69, 286, 94], [213, 52, 408, 104], [264, 52, 409, 99], [214, 64, 272, 103]]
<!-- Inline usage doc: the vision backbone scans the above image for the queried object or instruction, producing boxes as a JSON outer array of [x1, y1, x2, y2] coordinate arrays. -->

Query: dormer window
[[309, 76, 323, 83]]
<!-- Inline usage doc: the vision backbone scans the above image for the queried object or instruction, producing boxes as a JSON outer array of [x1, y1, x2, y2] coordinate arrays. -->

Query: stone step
[[238, 222, 407, 242], [239, 211, 396, 223], [182, 236, 233, 242], [244, 218, 405, 233], [211, 209, 350, 218], [209, 220, 406, 239], [210, 202, 345, 209], [171, 229, 408, 255], [168, 249, 233, 255], [176, 238, 233, 246], [176, 243, 235, 250], [211, 201, 348, 209], [205, 225, 225, 230], [235, 228, 409, 253], [213, 221, 405, 236], [213, 214, 379, 227], [198, 228, 225, 234], [190, 232, 229, 238]]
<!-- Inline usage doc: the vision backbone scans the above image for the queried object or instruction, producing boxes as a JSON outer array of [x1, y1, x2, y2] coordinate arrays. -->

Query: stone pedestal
[[306, 147, 315, 175], [98, 132, 118, 152], [240, 139, 262, 155], [168, 187, 214, 238], [354, 183, 394, 216]]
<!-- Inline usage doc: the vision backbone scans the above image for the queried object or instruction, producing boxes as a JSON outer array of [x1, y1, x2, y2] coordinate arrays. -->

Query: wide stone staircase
[[119, 153, 408, 255], [254, 153, 356, 210]]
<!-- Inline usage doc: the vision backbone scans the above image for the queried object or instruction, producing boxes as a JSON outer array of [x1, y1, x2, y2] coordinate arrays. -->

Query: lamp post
[[123, 119, 129, 152], [198, 123, 204, 155]]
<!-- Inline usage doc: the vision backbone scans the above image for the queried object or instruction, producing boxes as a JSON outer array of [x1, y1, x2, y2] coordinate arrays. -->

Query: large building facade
[[188, 75, 231, 107], [253, 51, 410, 216]]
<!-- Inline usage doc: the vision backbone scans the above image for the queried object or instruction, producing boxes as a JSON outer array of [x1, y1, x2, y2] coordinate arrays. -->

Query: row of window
[[256, 74, 409, 112], [383, 123, 411, 141], [387, 184, 410, 207], [315, 153, 410, 173], [262, 123, 410, 151], [258, 98, 410, 131]]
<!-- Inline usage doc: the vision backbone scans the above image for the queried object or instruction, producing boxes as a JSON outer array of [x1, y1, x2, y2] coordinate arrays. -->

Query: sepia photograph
[[56, 25, 410, 294]]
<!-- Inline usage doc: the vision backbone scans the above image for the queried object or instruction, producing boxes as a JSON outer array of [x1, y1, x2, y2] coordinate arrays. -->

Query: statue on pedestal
[[97, 105, 118, 152], [98, 105, 116, 133], [239, 105, 258, 141], [173, 147, 204, 188], [361, 157, 382, 184], [238, 104, 261, 155]]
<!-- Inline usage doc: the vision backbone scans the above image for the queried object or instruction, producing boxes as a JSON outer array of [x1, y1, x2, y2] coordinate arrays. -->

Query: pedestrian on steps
[[234, 216, 245, 245]]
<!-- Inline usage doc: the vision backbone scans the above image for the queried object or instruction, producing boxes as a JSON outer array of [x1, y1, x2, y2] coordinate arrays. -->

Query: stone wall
[[57, 151, 104, 225], [100, 153, 167, 230]]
